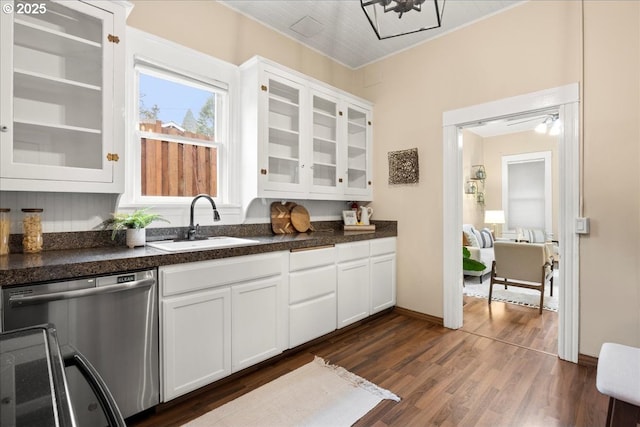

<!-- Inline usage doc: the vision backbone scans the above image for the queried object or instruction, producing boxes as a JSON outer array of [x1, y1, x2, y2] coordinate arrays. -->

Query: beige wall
[[462, 130, 484, 226], [360, 0, 582, 323], [127, 0, 640, 356], [580, 2, 640, 354], [361, 1, 639, 356], [482, 130, 560, 239], [126, 1, 358, 94]]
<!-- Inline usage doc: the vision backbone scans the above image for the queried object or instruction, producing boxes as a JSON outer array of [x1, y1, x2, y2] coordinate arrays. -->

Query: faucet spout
[[188, 194, 221, 240]]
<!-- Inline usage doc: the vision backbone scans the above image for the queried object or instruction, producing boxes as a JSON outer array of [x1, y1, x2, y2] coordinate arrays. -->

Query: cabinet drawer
[[289, 265, 336, 304], [370, 237, 396, 256], [161, 252, 285, 297], [337, 241, 369, 262], [289, 293, 336, 348], [289, 246, 336, 271]]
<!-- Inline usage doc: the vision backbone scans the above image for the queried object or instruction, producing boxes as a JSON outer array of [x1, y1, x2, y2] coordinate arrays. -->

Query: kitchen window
[[135, 66, 226, 199], [121, 28, 240, 218]]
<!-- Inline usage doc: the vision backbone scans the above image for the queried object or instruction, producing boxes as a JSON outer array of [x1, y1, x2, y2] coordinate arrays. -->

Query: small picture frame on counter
[[342, 210, 357, 225]]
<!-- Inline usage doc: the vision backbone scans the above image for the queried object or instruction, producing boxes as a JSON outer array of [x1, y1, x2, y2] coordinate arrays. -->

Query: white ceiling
[[219, 0, 526, 69]]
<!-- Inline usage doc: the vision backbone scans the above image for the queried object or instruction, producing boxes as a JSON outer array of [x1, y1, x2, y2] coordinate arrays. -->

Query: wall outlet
[[576, 217, 590, 234]]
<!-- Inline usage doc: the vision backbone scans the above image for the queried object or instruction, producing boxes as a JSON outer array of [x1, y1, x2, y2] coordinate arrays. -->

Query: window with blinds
[[502, 151, 552, 234]]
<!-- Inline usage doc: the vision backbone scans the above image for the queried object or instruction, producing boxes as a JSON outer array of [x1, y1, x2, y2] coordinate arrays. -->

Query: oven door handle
[[64, 351, 127, 427], [9, 278, 156, 307]]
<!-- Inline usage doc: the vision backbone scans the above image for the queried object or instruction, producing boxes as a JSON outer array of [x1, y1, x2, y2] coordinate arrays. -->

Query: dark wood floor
[[130, 298, 607, 426], [462, 294, 559, 355]]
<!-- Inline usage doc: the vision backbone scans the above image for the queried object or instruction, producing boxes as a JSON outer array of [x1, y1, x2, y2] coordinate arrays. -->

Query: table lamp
[[484, 210, 505, 237]]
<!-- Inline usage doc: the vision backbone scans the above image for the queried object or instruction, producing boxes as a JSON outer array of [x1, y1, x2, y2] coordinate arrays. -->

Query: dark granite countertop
[[0, 221, 397, 287]]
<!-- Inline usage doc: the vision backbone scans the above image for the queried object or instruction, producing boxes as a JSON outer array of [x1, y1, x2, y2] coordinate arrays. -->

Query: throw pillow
[[480, 228, 494, 247], [517, 227, 533, 242], [472, 228, 483, 248], [463, 230, 479, 247], [531, 229, 546, 243], [462, 232, 470, 246]]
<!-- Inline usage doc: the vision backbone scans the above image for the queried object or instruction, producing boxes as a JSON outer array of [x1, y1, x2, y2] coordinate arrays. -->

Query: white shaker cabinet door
[[161, 287, 231, 401], [337, 258, 370, 328], [370, 253, 397, 314], [231, 275, 286, 372]]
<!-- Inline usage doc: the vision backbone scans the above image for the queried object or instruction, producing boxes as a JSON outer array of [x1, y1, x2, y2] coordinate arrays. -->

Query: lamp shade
[[361, 0, 446, 40], [484, 210, 505, 224]]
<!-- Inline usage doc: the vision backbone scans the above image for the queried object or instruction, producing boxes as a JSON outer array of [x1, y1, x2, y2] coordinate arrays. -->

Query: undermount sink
[[146, 236, 260, 253]]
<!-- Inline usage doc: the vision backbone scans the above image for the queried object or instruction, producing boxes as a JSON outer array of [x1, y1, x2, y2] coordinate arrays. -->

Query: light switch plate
[[576, 217, 590, 234]]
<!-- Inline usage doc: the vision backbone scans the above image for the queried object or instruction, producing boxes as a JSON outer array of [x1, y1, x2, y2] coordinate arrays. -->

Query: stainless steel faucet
[[187, 194, 221, 240]]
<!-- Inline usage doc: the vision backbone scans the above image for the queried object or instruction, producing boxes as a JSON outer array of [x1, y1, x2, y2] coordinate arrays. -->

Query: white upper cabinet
[[240, 56, 373, 205], [0, 0, 127, 192], [309, 87, 340, 196], [261, 71, 307, 195], [344, 104, 372, 197]]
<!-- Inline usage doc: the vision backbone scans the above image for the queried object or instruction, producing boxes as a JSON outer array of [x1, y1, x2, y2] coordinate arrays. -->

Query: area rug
[[183, 356, 400, 427], [464, 271, 559, 312]]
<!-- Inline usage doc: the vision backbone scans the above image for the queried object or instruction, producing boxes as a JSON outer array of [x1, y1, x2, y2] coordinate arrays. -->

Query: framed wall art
[[388, 148, 419, 184]]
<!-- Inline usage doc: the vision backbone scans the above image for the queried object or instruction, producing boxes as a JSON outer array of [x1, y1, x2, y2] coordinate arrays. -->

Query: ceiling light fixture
[[361, 0, 446, 40]]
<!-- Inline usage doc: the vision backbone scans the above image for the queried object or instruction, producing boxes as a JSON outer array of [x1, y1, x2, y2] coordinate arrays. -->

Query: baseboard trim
[[578, 353, 598, 368], [393, 306, 444, 326]]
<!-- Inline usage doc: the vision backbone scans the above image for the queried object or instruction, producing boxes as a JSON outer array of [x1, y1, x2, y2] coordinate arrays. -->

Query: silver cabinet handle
[[9, 278, 155, 307], [290, 244, 335, 252]]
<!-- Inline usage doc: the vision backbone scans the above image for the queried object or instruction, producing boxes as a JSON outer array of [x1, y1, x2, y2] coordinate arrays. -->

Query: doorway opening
[[460, 117, 559, 354], [442, 84, 580, 363]]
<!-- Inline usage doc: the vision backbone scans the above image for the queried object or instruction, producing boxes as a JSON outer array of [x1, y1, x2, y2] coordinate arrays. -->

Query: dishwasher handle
[[9, 278, 155, 307]]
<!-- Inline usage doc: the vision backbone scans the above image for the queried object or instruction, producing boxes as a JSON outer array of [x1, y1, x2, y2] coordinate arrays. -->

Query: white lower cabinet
[[337, 241, 370, 328], [288, 247, 337, 348], [159, 238, 396, 402], [232, 276, 286, 372], [370, 238, 397, 314], [161, 287, 231, 402], [159, 252, 287, 402]]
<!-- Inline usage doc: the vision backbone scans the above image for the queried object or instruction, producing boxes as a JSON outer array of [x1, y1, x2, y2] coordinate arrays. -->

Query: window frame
[[121, 28, 241, 222], [501, 151, 552, 236], [134, 63, 227, 202]]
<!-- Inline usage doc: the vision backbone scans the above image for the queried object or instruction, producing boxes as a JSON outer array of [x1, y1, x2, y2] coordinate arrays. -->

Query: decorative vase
[[126, 228, 146, 248]]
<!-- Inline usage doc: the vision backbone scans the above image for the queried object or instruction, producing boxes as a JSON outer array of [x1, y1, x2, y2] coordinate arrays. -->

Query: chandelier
[[361, 0, 446, 40]]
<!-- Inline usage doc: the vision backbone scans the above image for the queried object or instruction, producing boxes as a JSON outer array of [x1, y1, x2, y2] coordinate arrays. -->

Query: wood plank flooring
[[462, 294, 558, 354], [129, 299, 607, 427]]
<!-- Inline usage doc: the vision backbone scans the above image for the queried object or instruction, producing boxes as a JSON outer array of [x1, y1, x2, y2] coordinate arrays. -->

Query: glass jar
[[22, 208, 43, 253], [0, 208, 9, 256]]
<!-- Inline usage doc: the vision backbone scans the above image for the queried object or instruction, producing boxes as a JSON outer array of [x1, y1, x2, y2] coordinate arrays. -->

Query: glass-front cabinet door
[[0, 0, 122, 189], [344, 104, 371, 197], [309, 89, 339, 196], [260, 72, 306, 194]]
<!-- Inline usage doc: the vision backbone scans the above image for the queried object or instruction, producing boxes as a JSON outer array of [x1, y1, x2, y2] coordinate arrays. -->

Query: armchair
[[489, 241, 554, 314]]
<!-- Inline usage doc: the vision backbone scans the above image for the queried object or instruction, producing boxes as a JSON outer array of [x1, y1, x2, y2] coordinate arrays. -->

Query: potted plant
[[100, 207, 169, 248], [463, 247, 486, 272]]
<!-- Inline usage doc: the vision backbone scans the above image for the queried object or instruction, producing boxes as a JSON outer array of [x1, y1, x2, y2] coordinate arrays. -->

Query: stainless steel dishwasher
[[2, 269, 159, 423]]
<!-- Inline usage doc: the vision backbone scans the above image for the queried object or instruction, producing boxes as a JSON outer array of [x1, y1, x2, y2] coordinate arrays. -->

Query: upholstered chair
[[489, 241, 554, 314]]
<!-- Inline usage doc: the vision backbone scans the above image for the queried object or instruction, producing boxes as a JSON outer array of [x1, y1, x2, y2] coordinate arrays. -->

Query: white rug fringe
[[313, 356, 401, 402]]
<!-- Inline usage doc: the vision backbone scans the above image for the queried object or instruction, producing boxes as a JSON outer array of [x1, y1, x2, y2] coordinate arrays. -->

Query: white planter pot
[[126, 228, 146, 248]]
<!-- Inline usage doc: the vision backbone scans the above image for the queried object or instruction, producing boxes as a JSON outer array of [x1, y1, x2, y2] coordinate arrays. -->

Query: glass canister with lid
[[0, 208, 9, 255], [22, 208, 43, 253]]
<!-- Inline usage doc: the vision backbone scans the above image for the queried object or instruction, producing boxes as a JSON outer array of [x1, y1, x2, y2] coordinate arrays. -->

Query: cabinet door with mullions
[[261, 72, 307, 194], [0, 0, 124, 190], [309, 89, 340, 196], [344, 103, 371, 197]]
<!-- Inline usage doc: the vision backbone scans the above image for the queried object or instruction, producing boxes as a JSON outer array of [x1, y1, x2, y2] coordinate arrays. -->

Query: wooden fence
[[140, 121, 217, 197]]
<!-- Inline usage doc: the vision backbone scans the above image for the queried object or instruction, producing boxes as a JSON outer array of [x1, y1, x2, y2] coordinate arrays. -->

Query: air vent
[[289, 15, 324, 38]]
